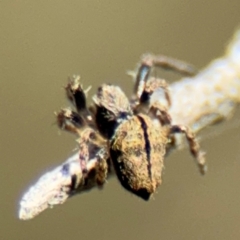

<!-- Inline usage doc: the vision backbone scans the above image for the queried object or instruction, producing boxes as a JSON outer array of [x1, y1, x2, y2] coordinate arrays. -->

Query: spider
[[56, 54, 206, 201]]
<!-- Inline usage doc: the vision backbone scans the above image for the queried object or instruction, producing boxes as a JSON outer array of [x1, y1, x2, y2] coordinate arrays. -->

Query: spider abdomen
[[110, 114, 166, 200]]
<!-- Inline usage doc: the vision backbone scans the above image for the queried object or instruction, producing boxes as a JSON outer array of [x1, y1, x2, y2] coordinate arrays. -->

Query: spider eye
[[89, 132, 96, 140]]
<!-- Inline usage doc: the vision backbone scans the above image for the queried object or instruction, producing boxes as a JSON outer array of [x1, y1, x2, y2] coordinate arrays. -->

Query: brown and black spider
[[56, 54, 206, 201]]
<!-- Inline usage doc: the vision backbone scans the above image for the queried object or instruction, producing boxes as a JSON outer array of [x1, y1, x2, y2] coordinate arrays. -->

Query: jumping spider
[[56, 54, 206, 201]]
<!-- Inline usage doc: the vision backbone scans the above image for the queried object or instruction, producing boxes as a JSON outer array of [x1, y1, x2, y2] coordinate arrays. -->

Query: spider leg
[[133, 53, 196, 100], [170, 125, 207, 175], [65, 75, 92, 123], [55, 108, 90, 179], [57, 80, 109, 187], [149, 99, 206, 175], [56, 107, 106, 147], [133, 76, 171, 116], [145, 54, 197, 76], [76, 128, 108, 186], [149, 101, 172, 126], [56, 108, 86, 134], [140, 77, 171, 106], [94, 148, 109, 187], [56, 108, 109, 187]]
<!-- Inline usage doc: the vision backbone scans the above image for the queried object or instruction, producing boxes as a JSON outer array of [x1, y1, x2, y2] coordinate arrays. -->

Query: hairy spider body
[[57, 54, 206, 201], [93, 84, 167, 200]]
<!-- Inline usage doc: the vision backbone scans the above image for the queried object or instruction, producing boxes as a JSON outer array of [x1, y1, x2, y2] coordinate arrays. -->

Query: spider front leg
[[65, 75, 93, 124], [56, 88, 109, 188], [134, 68, 173, 125], [56, 109, 109, 188], [56, 108, 86, 134], [133, 77, 171, 114]]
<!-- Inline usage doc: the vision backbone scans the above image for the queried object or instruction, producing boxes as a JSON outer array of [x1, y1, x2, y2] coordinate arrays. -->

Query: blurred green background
[[1, 1, 240, 239]]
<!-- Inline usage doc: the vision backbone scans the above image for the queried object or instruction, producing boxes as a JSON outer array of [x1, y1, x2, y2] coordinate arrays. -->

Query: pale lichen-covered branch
[[169, 30, 240, 131], [19, 30, 240, 220]]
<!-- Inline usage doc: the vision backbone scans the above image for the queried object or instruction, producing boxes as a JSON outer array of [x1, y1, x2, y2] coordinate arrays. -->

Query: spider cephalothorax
[[56, 54, 206, 200]]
